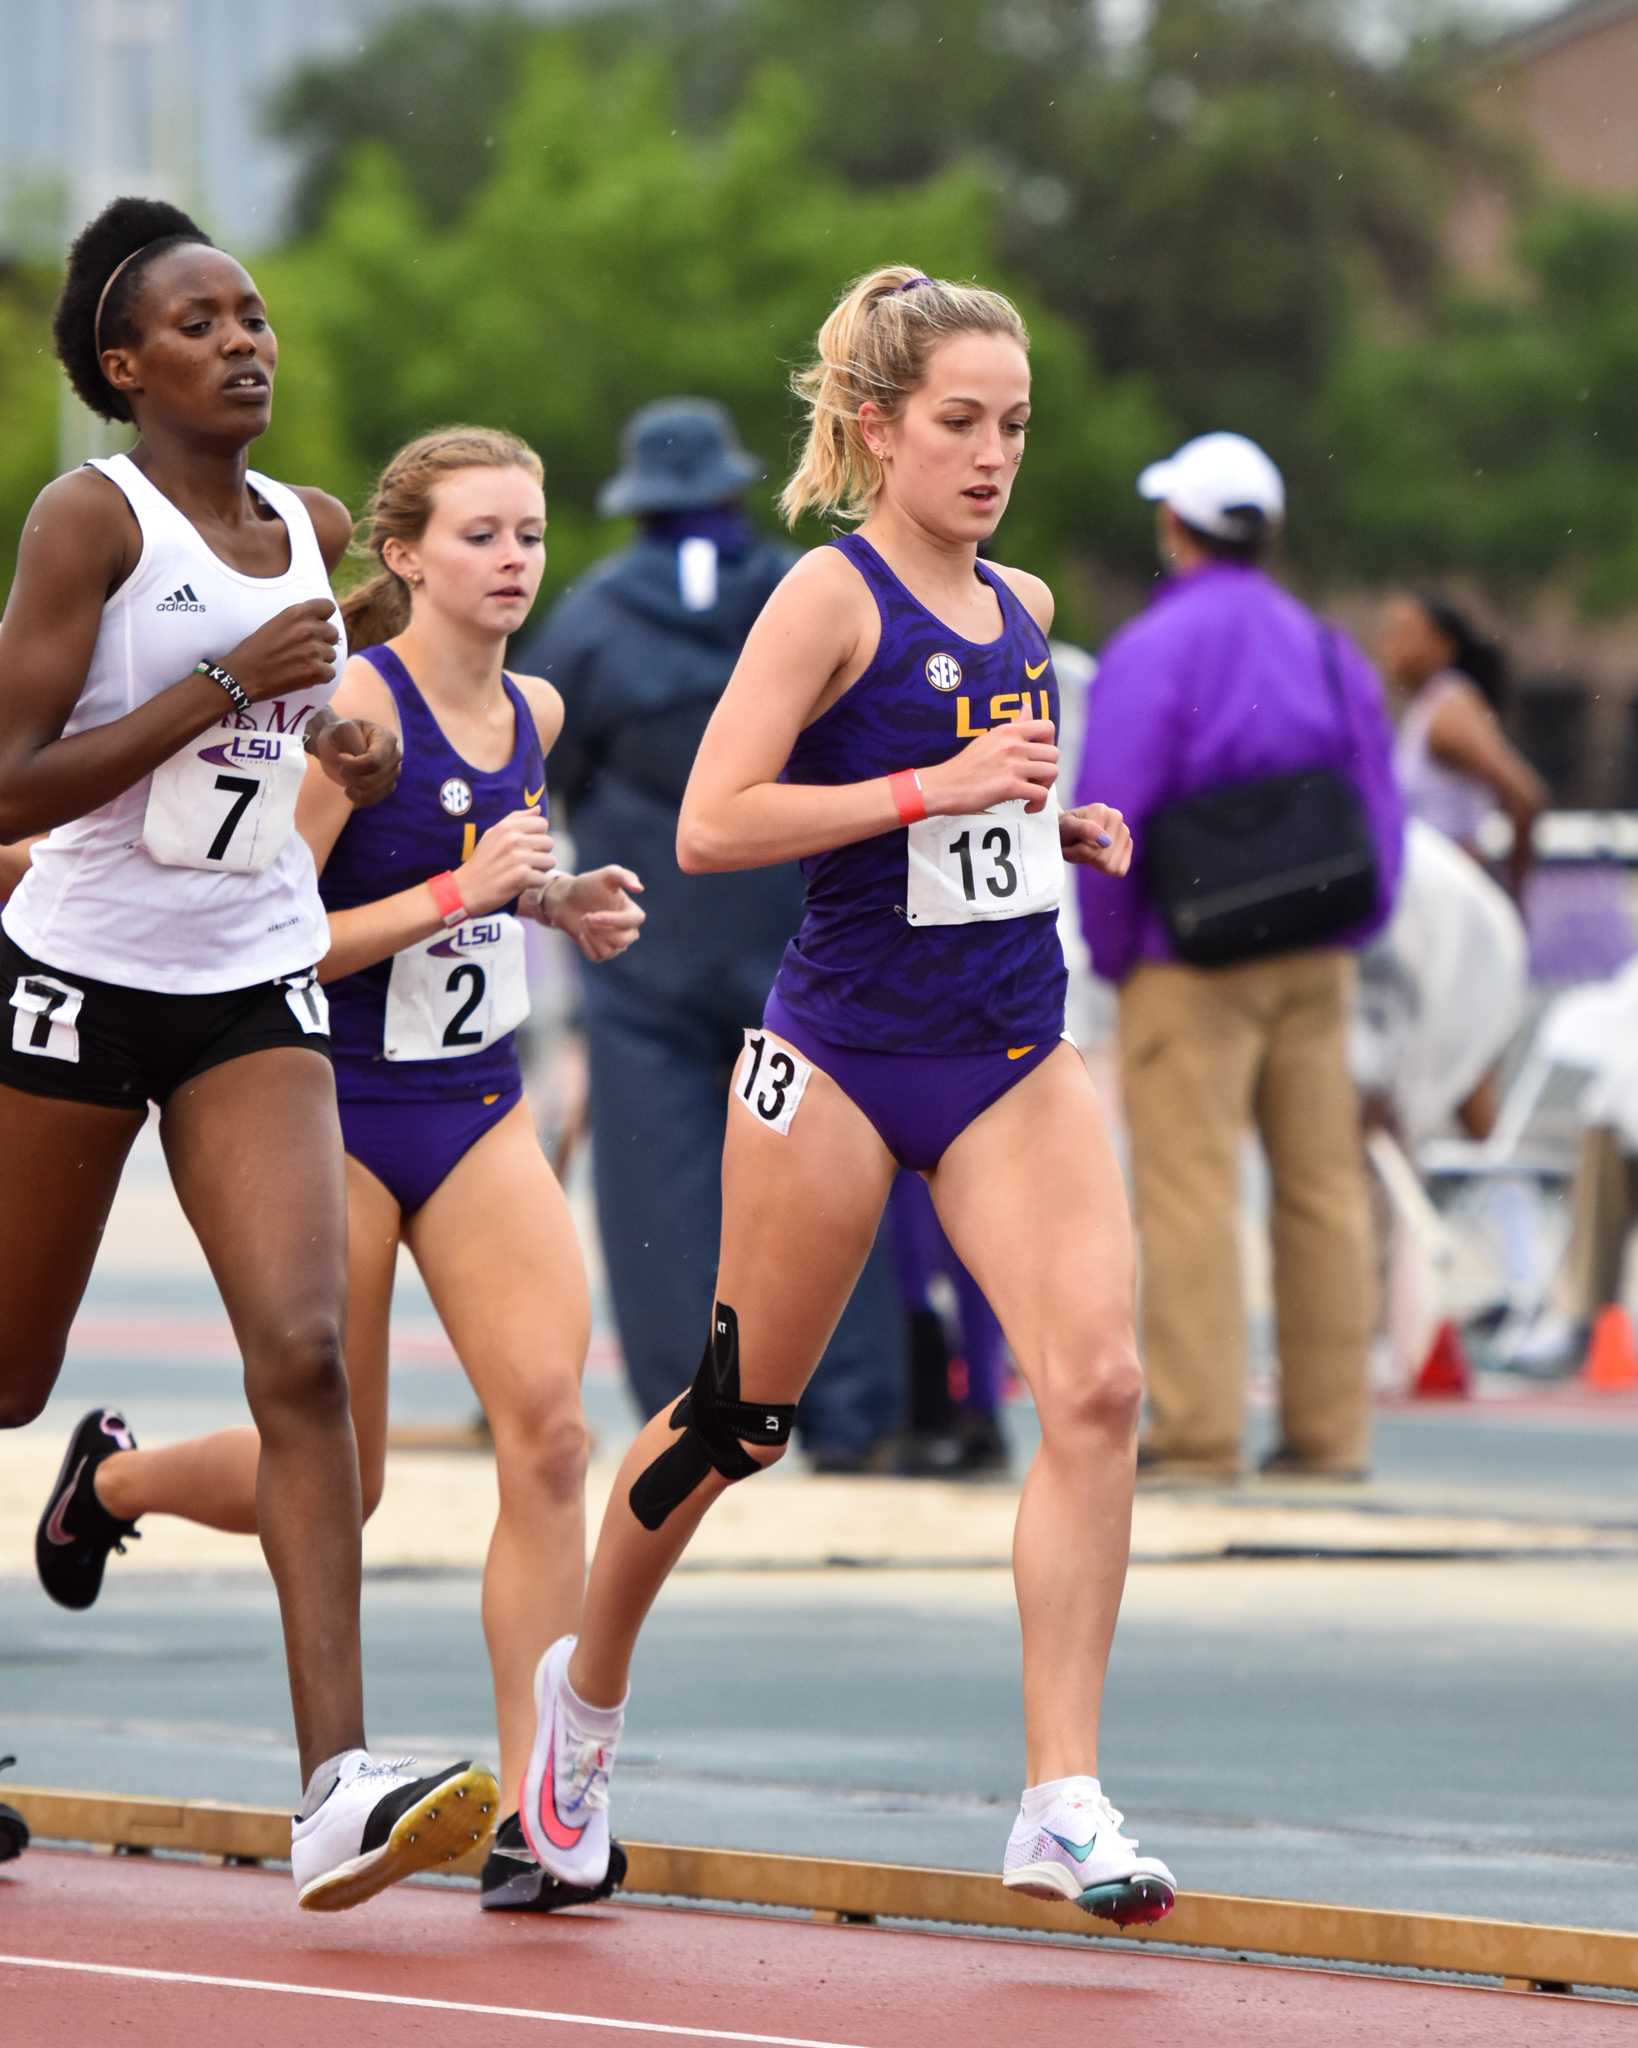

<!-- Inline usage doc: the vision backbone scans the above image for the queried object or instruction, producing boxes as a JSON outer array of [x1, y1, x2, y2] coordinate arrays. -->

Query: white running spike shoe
[[519, 1635, 624, 1892], [1002, 1783, 1177, 1927], [291, 1750, 499, 1912]]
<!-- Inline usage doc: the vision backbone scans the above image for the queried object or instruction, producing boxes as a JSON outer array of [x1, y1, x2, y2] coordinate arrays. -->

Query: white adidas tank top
[[3, 454, 341, 994]]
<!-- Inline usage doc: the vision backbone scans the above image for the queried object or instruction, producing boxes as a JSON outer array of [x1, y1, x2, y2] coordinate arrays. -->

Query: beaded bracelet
[[194, 659, 250, 717]]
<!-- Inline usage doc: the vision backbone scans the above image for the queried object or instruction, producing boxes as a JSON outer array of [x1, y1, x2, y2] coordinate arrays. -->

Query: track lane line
[[0, 1954, 872, 2048]]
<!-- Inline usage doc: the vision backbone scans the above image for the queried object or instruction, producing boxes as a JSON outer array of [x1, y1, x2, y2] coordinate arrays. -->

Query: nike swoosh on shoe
[[1046, 1829, 1098, 1862], [535, 1722, 587, 1853], [43, 1461, 88, 1547]]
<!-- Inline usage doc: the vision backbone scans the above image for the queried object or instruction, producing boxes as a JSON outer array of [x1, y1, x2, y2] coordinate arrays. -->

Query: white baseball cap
[[1137, 432, 1285, 541]]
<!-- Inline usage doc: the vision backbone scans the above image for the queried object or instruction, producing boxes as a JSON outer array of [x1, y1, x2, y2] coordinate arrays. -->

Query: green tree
[[265, 4, 541, 237], [1325, 199, 1638, 609], [259, 42, 1165, 632], [0, 266, 70, 599]]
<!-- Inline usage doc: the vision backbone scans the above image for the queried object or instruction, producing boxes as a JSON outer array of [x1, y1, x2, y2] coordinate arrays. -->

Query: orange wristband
[[889, 769, 927, 826], [426, 869, 465, 927]]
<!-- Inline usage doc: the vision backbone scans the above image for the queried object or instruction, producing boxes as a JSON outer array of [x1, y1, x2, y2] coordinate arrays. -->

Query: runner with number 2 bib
[[517, 266, 1178, 1926], [4, 198, 496, 1910], [67, 426, 644, 1914]]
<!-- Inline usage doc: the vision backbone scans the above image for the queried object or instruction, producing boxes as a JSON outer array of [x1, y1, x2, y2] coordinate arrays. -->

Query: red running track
[[0, 1850, 1628, 2048]]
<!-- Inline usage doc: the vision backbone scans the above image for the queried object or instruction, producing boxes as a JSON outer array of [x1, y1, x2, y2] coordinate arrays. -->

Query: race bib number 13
[[904, 787, 1064, 928], [142, 729, 306, 874], [734, 1030, 812, 1137]]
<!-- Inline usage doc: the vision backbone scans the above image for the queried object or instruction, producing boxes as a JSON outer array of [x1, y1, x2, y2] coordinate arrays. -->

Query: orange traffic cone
[[1411, 1319, 1472, 1400], [1580, 1306, 1638, 1393]]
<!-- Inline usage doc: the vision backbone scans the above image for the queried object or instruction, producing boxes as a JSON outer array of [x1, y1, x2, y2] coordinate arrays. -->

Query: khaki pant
[[1119, 950, 1374, 1470], [1556, 1125, 1638, 1321]]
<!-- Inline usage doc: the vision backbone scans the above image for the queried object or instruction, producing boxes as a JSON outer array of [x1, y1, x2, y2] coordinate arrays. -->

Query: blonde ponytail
[[341, 424, 546, 651], [780, 265, 1029, 528]]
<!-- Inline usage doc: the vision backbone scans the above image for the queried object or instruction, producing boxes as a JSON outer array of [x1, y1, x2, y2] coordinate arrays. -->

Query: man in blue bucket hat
[[524, 400, 905, 1468]]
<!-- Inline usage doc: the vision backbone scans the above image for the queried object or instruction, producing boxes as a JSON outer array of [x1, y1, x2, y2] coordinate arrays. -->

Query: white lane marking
[[0, 1954, 872, 2048]]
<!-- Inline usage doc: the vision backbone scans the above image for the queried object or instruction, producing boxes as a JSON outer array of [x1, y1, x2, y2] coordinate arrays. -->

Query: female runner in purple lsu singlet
[[516, 268, 1178, 1928], [76, 427, 644, 1913]]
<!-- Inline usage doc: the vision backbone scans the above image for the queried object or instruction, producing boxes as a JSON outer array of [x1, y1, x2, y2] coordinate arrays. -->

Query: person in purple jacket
[[515, 265, 1178, 1931], [1076, 432, 1404, 1484]]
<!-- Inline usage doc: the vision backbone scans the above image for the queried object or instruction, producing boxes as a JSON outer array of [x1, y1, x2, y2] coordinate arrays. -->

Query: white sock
[[1020, 1774, 1100, 1822], [561, 1661, 627, 1737]]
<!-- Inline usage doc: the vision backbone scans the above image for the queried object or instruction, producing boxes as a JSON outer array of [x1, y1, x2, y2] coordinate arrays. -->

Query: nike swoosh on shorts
[[1006, 1045, 1037, 1061]]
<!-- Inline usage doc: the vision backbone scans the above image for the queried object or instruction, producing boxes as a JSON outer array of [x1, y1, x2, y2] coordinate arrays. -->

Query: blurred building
[[0, 0, 592, 257], [1449, 0, 1638, 278]]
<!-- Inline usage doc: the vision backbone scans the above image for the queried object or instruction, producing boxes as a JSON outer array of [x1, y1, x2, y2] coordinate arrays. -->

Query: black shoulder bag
[[1143, 627, 1379, 968]]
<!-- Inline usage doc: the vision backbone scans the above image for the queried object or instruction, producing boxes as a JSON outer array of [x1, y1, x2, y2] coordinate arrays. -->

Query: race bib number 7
[[142, 729, 306, 874], [904, 787, 1064, 927]]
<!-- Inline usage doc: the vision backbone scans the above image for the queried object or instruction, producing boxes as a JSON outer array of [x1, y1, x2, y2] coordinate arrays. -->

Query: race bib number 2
[[383, 915, 530, 1063], [734, 1030, 812, 1137], [903, 788, 1064, 928], [142, 729, 306, 874]]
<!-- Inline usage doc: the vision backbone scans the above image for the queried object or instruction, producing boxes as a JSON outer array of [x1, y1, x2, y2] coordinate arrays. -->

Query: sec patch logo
[[439, 777, 474, 817], [925, 652, 963, 693]]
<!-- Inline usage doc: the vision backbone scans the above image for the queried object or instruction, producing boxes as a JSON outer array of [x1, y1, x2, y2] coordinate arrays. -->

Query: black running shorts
[[0, 930, 331, 1111]]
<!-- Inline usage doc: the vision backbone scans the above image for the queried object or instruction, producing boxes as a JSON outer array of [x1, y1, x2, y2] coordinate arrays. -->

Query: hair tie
[[894, 275, 934, 295]]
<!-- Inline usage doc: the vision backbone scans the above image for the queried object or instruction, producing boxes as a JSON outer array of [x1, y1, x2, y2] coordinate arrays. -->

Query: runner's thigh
[[928, 1044, 1135, 1373], [0, 1083, 145, 1420], [714, 1035, 899, 1405], [159, 1047, 348, 1359]]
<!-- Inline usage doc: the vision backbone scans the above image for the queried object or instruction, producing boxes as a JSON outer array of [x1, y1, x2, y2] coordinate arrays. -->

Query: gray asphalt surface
[[3, 1125, 1635, 1938]]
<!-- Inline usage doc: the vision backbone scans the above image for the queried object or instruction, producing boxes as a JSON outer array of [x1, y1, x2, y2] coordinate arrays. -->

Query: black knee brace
[[628, 1303, 794, 1532]]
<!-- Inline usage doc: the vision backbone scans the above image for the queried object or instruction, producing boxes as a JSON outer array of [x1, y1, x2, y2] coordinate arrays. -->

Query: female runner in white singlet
[[0, 197, 496, 1911]]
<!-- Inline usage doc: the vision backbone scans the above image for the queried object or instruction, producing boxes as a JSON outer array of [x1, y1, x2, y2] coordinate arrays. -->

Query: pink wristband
[[889, 769, 927, 826], [426, 869, 465, 927]]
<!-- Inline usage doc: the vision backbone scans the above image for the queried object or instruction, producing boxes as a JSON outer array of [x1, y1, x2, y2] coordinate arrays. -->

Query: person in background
[[1378, 592, 1547, 1140], [1379, 593, 1546, 903], [1077, 433, 1404, 1484], [887, 1170, 1010, 1476], [523, 399, 904, 1471]]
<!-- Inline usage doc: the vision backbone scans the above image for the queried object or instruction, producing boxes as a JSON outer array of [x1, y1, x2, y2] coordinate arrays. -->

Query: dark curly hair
[[53, 196, 213, 424]]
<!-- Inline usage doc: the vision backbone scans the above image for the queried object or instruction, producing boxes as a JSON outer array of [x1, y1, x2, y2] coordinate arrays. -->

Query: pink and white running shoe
[[519, 1635, 625, 1892]]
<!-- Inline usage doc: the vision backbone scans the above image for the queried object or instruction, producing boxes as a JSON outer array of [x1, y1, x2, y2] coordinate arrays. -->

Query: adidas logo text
[[156, 583, 205, 613]]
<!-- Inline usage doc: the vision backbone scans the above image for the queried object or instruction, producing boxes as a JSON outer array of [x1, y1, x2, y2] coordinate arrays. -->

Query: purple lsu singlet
[[770, 533, 1067, 1054], [321, 644, 545, 1101]]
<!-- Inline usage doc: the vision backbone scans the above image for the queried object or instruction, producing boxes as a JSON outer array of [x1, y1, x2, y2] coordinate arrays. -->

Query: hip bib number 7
[[142, 729, 306, 873]]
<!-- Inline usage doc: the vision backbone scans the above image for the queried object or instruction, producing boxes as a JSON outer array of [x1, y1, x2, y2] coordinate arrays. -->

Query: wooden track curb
[[9, 1786, 1635, 1996]]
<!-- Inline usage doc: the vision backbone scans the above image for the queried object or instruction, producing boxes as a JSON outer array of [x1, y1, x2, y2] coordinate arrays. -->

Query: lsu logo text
[[429, 918, 507, 960], [199, 734, 283, 768], [954, 690, 1053, 737]]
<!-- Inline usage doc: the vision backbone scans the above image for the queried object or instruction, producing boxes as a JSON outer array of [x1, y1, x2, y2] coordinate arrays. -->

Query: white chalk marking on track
[[0, 1955, 873, 2048]]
